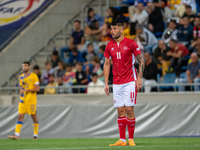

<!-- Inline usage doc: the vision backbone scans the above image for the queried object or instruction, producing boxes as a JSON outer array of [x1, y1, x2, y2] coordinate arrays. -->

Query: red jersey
[[193, 26, 200, 39], [172, 43, 189, 57], [104, 37, 141, 84]]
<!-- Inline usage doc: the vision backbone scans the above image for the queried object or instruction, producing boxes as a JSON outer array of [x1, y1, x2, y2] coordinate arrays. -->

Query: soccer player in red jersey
[[104, 21, 144, 146]]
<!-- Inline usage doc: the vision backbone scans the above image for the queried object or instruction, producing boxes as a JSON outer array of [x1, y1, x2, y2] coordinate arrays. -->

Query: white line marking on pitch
[[13, 147, 122, 150], [13, 145, 200, 150]]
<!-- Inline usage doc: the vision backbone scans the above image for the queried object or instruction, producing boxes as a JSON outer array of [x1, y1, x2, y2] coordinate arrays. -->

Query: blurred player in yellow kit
[[8, 61, 40, 140]]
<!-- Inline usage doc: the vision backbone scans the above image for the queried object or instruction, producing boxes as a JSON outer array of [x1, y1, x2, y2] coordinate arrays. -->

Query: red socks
[[118, 117, 136, 140], [117, 117, 127, 140], [127, 118, 135, 139]]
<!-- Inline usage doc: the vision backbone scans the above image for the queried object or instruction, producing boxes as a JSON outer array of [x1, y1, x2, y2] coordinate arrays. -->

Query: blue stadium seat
[[181, 66, 187, 71], [122, 0, 135, 5], [155, 32, 163, 37], [157, 73, 161, 84], [180, 72, 186, 79], [196, 4, 199, 14], [160, 73, 176, 90], [125, 17, 130, 20], [154, 22, 166, 38], [113, 6, 122, 10]]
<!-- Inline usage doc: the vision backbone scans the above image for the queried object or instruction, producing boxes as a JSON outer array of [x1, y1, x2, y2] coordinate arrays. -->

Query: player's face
[[194, 18, 200, 26], [137, 3, 144, 11], [92, 76, 98, 83], [197, 38, 200, 45], [144, 53, 151, 62], [66, 66, 72, 72], [57, 78, 63, 85], [183, 17, 189, 25], [22, 64, 30, 73], [74, 22, 80, 31], [136, 28, 143, 34], [76, 64, 82, 71], [158, 41, 165, 49], [33, 69, 39, 75], [169, 22, 176, 29], [169, 41, 175, 49], [191, 54, 198, 63], [49, 75, 55, 83], [87, 45, 94, 53], [185, 7, 191, 14], [46, 63, 52, 70], [111, 25, 123, 39]]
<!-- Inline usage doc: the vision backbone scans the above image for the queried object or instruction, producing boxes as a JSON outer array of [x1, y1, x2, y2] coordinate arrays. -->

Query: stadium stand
[[0, 0, 200, 95]]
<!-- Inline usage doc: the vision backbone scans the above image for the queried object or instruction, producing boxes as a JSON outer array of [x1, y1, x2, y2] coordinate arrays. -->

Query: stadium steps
[[3, 0, 122, 89]]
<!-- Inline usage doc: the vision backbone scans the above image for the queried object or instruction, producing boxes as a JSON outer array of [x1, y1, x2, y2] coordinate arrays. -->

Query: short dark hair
[[66, 63, 73, 68], [111, 20, 124, 27], [87, 43, 93, 48], [105, 22, 111, 29], [23, 61, 30, 66], [92, 56, 100, 63], [135, 24, 143, 29], [91, 73, 98, 77], [33, 65, 40, 70], [72, 47, 78, 53], [99, 45, 106, 51], [169, 19, 177, 24], [49, 74, 55, 78], [144, 51, 151, 56], [88, 7, 94, 20], [52, 51, 58, 56], [195, 15, 200, 19], [76, 62, 83, 66], [185, 5, 191, 9], [89, 20, 98, 30], [58, 61, 66, 68], [170, 38, 178, 43], [74, 20, 81, 24], [45, 61, 51, 66], [183, 16, 190, 20]]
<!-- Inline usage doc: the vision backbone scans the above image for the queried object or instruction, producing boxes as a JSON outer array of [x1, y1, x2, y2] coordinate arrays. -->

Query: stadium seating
[[180, 72, 186, 79], [160, 73, 176, 90], [122, 0, 135, 5]]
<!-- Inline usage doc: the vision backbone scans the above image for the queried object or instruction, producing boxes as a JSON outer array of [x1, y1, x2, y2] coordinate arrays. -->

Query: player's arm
[[154, 1, 165, 8], [169, 51, 183, 58], [19, 76, 24, 94], [79, 37, 85, 45], [20, 86, 25, 94], [104, 58, 111, 96], [26, 75, 40, 93], [136, 53, 145, 91], [186, 70, 192, 82], [26, 85, 40, 93]]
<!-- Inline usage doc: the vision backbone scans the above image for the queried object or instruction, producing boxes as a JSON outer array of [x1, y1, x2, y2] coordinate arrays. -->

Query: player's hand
[[166, 51, 172, 56], [104, 84, 109, 96], [136, 78, 142, 91], [20, 89, 26, 94]]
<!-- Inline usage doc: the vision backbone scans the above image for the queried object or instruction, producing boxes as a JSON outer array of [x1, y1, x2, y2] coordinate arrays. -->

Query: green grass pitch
[[0, 137, 199, 150]]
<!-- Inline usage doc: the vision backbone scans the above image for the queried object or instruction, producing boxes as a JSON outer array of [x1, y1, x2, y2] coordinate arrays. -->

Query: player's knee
[[126, 107, 134, 116], [31, 114, 38, 123], [117, 108, 126, 117], [18, 114, 24, 121]]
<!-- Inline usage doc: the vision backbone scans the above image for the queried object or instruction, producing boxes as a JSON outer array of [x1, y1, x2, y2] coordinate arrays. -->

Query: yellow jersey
[[19, 72, 39, 104], [167, 0, 181, 10], [123, 28, 135, 40]]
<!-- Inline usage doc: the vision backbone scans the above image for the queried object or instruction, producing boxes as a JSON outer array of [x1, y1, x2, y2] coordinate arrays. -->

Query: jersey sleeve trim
[[35, 82, 39, 85]]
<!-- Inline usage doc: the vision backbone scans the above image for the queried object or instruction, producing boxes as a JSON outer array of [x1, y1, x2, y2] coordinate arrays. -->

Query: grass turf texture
[[0, 138, 199, 150]]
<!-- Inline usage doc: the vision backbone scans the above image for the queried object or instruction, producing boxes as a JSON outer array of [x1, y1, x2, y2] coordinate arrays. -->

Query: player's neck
[[24, 71, 30, 76], [115, 35, 124, 44]]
